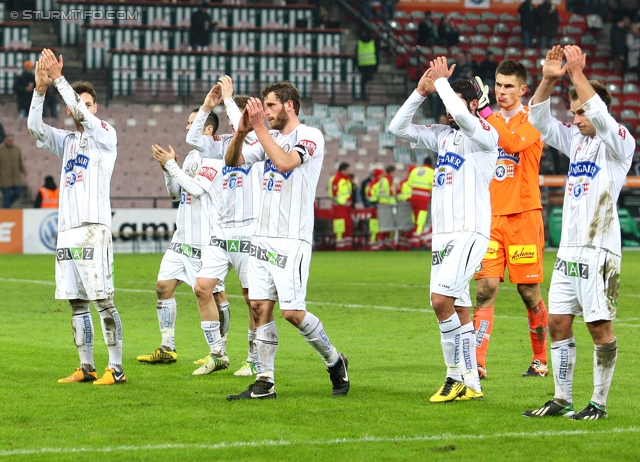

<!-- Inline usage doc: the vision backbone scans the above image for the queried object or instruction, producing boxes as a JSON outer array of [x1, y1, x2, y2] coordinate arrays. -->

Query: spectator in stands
[[417, 10, 438, 47], [627, 23, 640, 72], [466, 51, 480, 76], [0, 122, 5, 144], [44, 85, 59, 119], [536, 0, 559, 49], [611, 17, 632, 73], [0, 134, 27, 209], [14, 60, 35, 118], [479, 51, 499, 89], [381, 0, 399, 21], [189, 2, 214, 50], [358, 0, 373, 21], [437, 15, 460, 47], [34, 175, 59, 209], [518, 0, 538, 48], [450, 52, 473, 81], [356, 29, 379, 101]]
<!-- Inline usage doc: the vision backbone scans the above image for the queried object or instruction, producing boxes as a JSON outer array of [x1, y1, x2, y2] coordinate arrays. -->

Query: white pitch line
[[2, 278, 640, 322], [1, 427, 639, 457]]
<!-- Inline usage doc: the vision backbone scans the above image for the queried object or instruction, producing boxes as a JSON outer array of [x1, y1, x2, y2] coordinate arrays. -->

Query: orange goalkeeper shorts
[[474, 209, 544, 284]]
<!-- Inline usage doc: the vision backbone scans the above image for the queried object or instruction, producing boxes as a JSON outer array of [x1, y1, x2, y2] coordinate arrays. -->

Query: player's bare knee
[[194, 280, 215, 301], [586, 320, 615, 344], [517, 283, 541, 307], [475, 279, 498, 306], [548, 314, 572, 341], [155, 280, 172, 299], [281, 309, 304, 326]]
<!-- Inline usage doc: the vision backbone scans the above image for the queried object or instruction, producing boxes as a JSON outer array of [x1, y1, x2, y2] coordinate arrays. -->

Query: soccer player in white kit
[[523, 45, 633, 420], [225, 82, 350, 400], [390, 57, 499, 403], [186, 77, 262, 377], [27, 49, 125, 385], [136, 107, 223, 366]]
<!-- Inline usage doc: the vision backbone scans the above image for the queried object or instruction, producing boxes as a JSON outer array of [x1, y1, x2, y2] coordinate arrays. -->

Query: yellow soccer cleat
[[93, 367, 127, 385], [429, 377, 466, 403], [193, 353, 210, 365], [192, 354, 229, 375], [233, 361, 257, 377], [454, 387, 485, 401], [58, 367, 98, 383], [137, 347, 177, 364]]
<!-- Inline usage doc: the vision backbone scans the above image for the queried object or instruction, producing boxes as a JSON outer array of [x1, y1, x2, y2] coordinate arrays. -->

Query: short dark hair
[[569, 80, 612, 111], [261, 81, 301, 115], [338, 162, 350, 172], [451, 78, 478, 106], [233, 94, 251, 110], [385, 164, 396, 174], [191, 107, 219, 133], [495, 60, 528, 85], [71, 81, 97, 103]]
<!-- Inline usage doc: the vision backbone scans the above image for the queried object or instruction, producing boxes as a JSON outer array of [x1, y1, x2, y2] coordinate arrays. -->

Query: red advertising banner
[[0, 210, 23, 254], [397, 0, 566, 15]]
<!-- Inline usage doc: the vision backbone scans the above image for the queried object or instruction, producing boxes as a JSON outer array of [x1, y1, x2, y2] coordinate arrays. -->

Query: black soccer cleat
[[327, 353, 350, 397], [226, 380, 276, 401]]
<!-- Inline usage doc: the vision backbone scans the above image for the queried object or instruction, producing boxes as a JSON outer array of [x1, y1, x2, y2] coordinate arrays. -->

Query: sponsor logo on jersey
[[568, 181, 590, 200], [167, 242, 201, 259], [101, 120, 108, 131], [568, 161, 600, 179], [496, 147, 521, 165], [554, 257, 589, 279], [509, 245, 537, 264], [618, 124, 627, 140], [65, 170, 83, 187], [436, 152, 465, 170], [222, 165, 252, 176], [199, 166, 218, 182], [56, 247, 95, 261], [249, 244, 288, 268], [483, 240, 499, 259], [224, 175, 244, 190], [264, 159, 293, 179], [494, 161, 515, 181], [180, 192, 192, 205], [297, 139, 317, 156], [479, 119, 491, 131], [214, 135, 222, 141], [64, 154, 90, 173]]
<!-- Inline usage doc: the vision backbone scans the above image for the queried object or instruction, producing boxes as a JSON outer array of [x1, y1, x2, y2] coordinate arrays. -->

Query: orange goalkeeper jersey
[[486, 106, 543, 215]]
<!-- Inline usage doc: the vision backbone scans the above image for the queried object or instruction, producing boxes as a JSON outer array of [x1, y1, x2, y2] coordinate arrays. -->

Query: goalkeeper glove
[[472, 76, 492, 119]]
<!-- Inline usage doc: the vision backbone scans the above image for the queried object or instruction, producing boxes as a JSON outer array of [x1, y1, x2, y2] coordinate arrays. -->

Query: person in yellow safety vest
[[328, 162, 353, 251], [356, 29, 378, 100], [396, 165, 415, 250], [34, 175, 59, 208], [407, 157, 434, 249], [377, 164, 396, 250], [365, 168, 384, 250]]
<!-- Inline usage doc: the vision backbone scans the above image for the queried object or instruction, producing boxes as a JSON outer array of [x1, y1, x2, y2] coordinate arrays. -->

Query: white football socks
[[156, 298, 176, 351], [297, 312, 340, 367], [592, 338, 617, 407], [71, 302, 94, 370], [460, 322, 481, 392], [438, 312, 463, 382], [551, 337, 576, 404], [255, 321, 278, 383], [201, 320, 223, 356]]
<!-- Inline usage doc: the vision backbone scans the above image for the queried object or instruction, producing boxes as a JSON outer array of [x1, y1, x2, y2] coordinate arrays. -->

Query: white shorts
[[248, 236, 311, 310], [55, 224, 114, 300], [430, 231, 489, 307], [198, 222, 255, 290], [157, 242, 204, 289], [548, 246, 620, 322]]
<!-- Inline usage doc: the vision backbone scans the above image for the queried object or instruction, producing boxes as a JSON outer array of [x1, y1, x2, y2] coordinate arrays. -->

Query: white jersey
[[242, 123, 323, 244], [389, 82, 499, 238], [186, 107, 262, 228], [27, 77, 117, 231], [163, 151, 223, 248], [529, 94, 634, 255]]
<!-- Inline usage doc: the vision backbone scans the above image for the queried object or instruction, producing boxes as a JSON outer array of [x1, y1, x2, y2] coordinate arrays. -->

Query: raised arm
[[389, 68, 439, 149], [564, 45, 635, 162], [532, 45, 567, 106], [27, 58, 66, 158], [41, 49, 116, 148], [152, 144, 206, 198], [187, 79, 224, 152]]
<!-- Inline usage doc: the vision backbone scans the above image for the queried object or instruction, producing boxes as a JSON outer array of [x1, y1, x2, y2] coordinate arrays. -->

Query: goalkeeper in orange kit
[[472, 60, 549, 379]]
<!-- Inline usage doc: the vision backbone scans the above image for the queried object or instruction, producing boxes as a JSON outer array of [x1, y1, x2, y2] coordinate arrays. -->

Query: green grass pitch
[[1, 251, 640, 461]]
